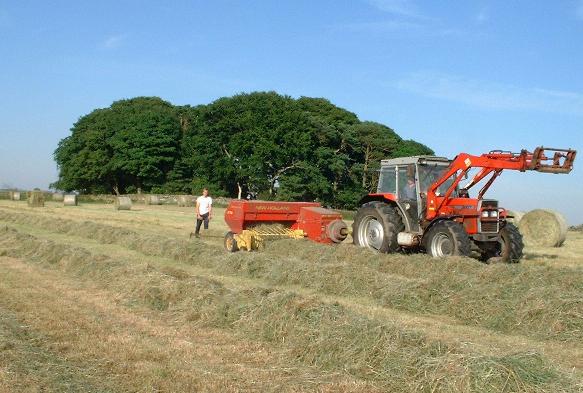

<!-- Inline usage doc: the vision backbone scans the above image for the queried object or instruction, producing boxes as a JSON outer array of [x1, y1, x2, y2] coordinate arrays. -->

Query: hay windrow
[[114, 196, 132, 210], [519, 209, 568, 247], [0, 225, 577, 392], [1, 209, 583, 344]]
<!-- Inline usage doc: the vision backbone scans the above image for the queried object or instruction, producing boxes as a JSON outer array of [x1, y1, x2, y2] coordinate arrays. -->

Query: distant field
[[1, 200, 583, 392]]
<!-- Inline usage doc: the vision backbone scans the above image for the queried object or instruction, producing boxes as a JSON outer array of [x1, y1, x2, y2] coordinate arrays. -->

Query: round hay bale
[[506, 210, 524, 225], [145, 195, 161, 205], [63, 194, 78, 206], [114, 196, 132, 210], [519, 209, 568, 247], [27, 190, 45, 207], [177, 195, 195, 207], [52, 192, 64, 202], [10, 191, 21, 201]]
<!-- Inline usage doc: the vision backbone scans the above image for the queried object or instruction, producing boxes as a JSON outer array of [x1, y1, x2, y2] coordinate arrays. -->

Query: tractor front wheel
[[352, 202, 404, 253], [479, 223, 523, 263], [424, 221, 471, 258]]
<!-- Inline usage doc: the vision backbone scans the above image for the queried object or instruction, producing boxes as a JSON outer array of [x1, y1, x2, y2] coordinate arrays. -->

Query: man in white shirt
[[194, 188, 212, 238]]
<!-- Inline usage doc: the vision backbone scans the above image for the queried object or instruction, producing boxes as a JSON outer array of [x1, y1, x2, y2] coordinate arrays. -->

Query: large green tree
[[53, 97, 181, 194], [53, 92, 433, 207]]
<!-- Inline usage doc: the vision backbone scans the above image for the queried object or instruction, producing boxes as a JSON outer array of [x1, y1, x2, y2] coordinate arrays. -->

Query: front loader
[[352, 147, 576, 262]]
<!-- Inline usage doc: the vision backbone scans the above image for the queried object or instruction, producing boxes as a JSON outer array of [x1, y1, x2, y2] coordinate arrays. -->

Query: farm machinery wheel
[[424, 221, 471, 258], [224, 231, 239, 252], [479, 223, 524, 263], [352, 201, 404, 253]]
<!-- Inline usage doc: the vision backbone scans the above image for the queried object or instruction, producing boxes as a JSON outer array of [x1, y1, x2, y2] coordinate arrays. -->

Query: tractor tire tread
[[503, 223, 523, 263], [353, 202, 404, 253], [425, 220, 471, 257]]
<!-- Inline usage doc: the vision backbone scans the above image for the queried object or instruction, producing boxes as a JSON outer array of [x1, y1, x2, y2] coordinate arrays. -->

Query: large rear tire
[[352, 202, 404, 253], [424, 221, 471, 258], [479, 223, 523, 263]]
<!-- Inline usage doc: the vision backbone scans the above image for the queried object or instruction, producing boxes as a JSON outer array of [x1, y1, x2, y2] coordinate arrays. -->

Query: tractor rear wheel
[[352, 202, 404, 253], [424, 221, 471, 258], [479, 223, 523, 263]]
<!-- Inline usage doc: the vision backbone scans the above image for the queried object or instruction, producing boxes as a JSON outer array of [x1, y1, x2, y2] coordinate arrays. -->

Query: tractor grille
[[480, 221, 499, 233], [481, 200, 498, 209]]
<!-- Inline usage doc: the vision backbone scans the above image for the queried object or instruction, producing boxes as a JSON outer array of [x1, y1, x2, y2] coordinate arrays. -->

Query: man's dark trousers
[[195, 212, 210, 235]]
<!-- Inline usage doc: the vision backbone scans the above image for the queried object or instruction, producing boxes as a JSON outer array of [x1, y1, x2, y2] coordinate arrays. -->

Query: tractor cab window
[[377, 166, 397, 194], [418, 164, 458, 196], [397, 165, 416, 200]]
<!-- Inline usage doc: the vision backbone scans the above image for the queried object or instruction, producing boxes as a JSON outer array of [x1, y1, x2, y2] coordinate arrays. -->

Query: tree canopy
[[53, 92, 433, 208]]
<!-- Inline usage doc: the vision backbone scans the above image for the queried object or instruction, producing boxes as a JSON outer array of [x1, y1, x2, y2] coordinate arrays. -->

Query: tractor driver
[[402, 178, 417, 200], [401, 177, 420, 227]]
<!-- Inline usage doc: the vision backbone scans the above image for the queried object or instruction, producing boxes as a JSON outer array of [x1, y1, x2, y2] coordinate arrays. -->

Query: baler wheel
[[224, 231, 239, 252], [352, 202, 404, 253], [424, 221, 471, 258]]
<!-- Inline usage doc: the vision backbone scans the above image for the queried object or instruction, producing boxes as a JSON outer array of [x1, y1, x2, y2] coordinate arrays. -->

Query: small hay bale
[[177, 195, 195, 207], [519, 209, 568, 247], [10, 191, 21, 201], [27, 190, 44, 207], [63, 194, 78, 206], [52, 192, 64, 202], [506, 210, 524, 225], [114, 196, 132, 210], [145, 195, 161, 205]]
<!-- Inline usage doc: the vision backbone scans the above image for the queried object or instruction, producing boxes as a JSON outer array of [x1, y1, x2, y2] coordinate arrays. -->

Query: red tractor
[[352, 147, 576, 262]]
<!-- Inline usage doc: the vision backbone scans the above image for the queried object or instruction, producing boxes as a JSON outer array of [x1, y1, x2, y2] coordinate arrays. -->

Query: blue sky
[[1, 0, 582, 223]]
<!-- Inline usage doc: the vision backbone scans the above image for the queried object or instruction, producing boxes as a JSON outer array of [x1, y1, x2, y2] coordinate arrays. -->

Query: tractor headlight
[[481, 211, 489, 218], [490, 211, 498, 218]]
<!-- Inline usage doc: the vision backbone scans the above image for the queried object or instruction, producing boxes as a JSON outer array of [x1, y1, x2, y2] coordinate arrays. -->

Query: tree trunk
[[237, 182, 242, 200], [362, 145, 370, 188]]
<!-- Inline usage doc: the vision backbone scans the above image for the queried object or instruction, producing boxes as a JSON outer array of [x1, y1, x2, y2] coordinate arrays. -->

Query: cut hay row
[[114, 196, 132, 210], [0, 226, 577, 391], [519, 209, 568, 247], [27, 190, 44, 207], [63, 194, 78, 206], [1, 209, 583, 343]]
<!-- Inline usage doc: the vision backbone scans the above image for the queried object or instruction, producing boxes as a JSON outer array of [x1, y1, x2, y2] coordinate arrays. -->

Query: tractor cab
[[377, 156, 453, 231]]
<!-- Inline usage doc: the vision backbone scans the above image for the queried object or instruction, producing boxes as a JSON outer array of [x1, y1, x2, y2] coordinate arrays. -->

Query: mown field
[[1, 200, 583, 392]]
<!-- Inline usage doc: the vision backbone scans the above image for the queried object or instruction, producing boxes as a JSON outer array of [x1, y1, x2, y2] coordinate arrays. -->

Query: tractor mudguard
[[356, 194, 414, 232]]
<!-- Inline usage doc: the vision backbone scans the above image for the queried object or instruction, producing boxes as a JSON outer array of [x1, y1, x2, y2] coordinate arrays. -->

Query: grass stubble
[[0, 204, 582, 391]]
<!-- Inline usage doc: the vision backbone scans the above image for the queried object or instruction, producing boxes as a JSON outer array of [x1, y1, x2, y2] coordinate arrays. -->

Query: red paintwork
[[224, 200, 346, 244], [294, 206, 344, 244], [363, 147, 575, 236], [426, 147, 575, 222]]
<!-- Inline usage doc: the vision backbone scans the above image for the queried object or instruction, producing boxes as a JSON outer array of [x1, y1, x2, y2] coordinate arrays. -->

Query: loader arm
[[426, 146, 576, 220]]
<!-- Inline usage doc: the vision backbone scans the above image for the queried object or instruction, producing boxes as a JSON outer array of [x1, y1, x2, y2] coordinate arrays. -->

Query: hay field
[[1, 200, 583, 392]]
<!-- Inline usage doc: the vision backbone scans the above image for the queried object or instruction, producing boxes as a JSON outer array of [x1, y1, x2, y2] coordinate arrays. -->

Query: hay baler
[[223, 200, 349, 251]]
